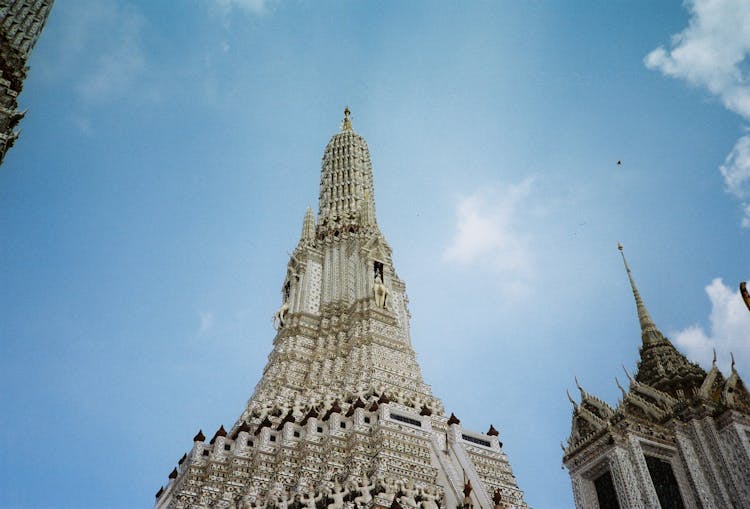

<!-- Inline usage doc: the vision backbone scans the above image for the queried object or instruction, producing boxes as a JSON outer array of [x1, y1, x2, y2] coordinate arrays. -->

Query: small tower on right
[[562, 245, 750, 509]]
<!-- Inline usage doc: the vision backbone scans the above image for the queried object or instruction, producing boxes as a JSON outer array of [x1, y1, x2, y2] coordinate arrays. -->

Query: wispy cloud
[[720, 135, 750, 226], [443, 178, 536, 294], [198, 311, 215, 335], [41, 0, 148, 114], [211, 0, 272, 15], [645, 0, 750, 227], [672, 278, 750, 374]]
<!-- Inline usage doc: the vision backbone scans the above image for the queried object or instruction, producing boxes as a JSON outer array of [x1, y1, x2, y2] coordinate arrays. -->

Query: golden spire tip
[[341, 106, 352, 131]]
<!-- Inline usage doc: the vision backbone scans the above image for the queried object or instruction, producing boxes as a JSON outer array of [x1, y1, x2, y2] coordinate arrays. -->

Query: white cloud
[[645, 0, 750, 226], [720, 135, 750, 198], [75, 1, 146, 103], [212, 0, 271, 15], [672, 278, 750, 374], [443, 178, 535, 292], [644, 0, 750, 119], [742, 202, 750, 227], [41, 0, 148, 106], [198, 311, 215, 335]]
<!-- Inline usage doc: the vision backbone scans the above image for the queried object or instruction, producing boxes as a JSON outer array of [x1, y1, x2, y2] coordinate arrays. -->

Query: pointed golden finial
[[615, 377, 627, 399], [341, 106, 352, 131], [574, 376, 584, 395], [618, 242, 660, 344], [566, 389, 577, 407], [622, 364, 634, 384]]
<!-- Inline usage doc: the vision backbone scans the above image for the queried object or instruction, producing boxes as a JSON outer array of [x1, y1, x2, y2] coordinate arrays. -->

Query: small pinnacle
[[712, 348, 717, 367], [566, 389, 577, 406], [731, 352, 736, 372], [447, 412, 461, 426], [341, 106, 352, 131], [615, 377, 627, 398]]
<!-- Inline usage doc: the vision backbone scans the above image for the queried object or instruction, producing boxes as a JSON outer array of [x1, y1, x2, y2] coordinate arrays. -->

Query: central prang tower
[[155, 110, 529, 509]]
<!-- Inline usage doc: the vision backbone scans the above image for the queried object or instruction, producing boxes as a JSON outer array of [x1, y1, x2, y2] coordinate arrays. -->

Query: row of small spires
[[157, 404, 502, 499], [567, 348, 740, 407], [188, 409, 499, 445]]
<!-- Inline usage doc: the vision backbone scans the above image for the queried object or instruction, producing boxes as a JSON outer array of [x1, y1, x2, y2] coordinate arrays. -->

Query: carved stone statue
[[275, 491, 292, 509], [380, 476, 399, 496], [373, 274, 389, 309], [492, 489, 503, 509], [300, 490, 323, 509], [273, 301, 290, 329], [419, 487, 440, 509], [398, 480, 419, 508], [326, 480, 350, 509], [462, 481, 472, 509], [350, 478, 376, 508]]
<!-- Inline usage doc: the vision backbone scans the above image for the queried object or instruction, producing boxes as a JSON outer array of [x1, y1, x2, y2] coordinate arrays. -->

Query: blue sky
[[1, 1, 749, 508]]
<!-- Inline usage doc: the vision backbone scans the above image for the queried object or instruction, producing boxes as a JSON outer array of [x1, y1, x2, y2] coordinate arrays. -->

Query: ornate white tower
[[0, 0, 55, 164], [563, 245, 750, 509], [155, 109, 529, 509]]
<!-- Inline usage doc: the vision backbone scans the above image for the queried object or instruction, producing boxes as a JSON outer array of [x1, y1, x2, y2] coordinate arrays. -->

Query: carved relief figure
[[373, 274, 389, 308], [398, 480, 419, 508], [326, 480, 350, 509], [350, 478, 376, 507], [273, 301, 290, 329], [275, 491, 292, 509], [300, 491, 323, 509], [419, 487, 441, 509]]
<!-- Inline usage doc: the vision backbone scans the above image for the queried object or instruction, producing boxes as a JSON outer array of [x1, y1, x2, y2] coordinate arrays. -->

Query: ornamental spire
[[301, 206, 315, 241], [318, 108, 377, 230], [341, 106, 352, 131], [618, 243, 661, 344]]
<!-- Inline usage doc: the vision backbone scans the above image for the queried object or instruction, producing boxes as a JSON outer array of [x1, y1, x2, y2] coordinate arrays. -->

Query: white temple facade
[[563, 246, 750, 509], [155, 109, 529, 509]]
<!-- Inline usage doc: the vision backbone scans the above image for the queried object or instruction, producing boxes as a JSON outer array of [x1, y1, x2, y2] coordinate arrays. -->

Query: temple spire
[[618, 243, 661, 344], [318, 108, 376, 230], [301, 206, 315, 241], [341, 106, 352, 131]]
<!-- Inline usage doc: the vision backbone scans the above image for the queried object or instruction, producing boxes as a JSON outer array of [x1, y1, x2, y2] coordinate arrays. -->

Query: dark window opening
[[317, 426, 323, 433], [374, 261, 384, 281], [202, 450, 209, 457], [246, 440, 253, 447], [269, 435, 276, 442], [224, 444, 231, 451], [645, 456, 685, 509], [293, 431, 300, 438], [340, 422, 346, 429], [364, 417, 371, 424], [462, 434, 491, 447], [390, 413, 422, 427], [594, 471, 620, 509]]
